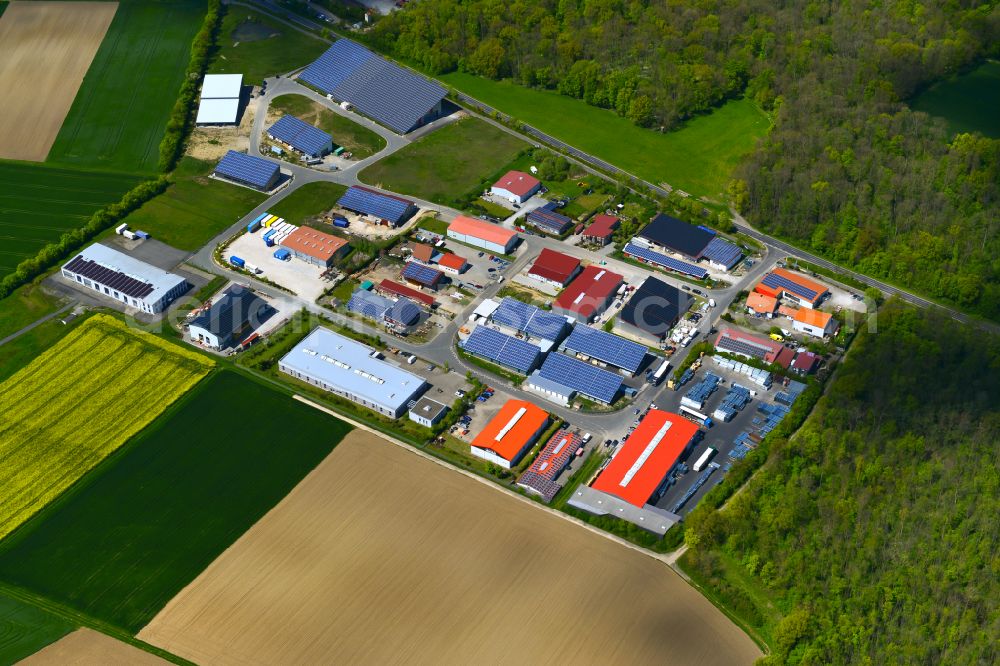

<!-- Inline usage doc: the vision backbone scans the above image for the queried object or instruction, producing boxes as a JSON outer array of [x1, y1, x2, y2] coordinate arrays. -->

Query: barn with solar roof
[[61, 244, 189, 314], [298, 39, 447, 134], [337, 185, 416, 227], [213, 151, 280, 191]]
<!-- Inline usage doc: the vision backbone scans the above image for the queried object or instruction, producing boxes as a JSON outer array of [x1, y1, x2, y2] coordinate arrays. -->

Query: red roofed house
[[773, 346, 796, 369], [447, 215, 519, 255], [280, 227, 350, 268], [408, 242, 434, 263], [491, 170, 542, 205], [517, 428, 581, 502], [378, 279, 436, 308], [747, 291, 778, 317], [714, 327, 784, 363], [436, 252, 468, 275], [793, 307, 839, 338], [591, 410, 699, 508], [582, 214, 620, 246], [470, 399, 550, 469], [791, 350, 820, 375], [526, 248, 582, 287], [552, 265, 623, 323]]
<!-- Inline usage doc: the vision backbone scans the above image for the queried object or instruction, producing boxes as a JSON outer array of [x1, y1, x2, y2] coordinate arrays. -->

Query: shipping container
[[247, 219, 261, 233], [122, 230, 136, 240], [692, 447, 716, 472], [333, 217, 349, 228], [135, 230, 151, 240], [229, 255, 245, 268], [273, 248, 291, 260], [115, 223, 129, 235], [245, 262, 260, 274]]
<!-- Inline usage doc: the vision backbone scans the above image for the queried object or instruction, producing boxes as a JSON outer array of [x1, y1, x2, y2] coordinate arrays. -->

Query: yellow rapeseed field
[[0, 315, 213, 540]]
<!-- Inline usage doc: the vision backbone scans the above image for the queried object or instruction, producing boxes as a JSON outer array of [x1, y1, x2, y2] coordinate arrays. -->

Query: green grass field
[[269, 94, 386, 158], [117, 158, 266, 251], [0, 370, 351, 632], [0, 284, 65, 341], [0, 315, 213, 541], [0, 591, 74, 664], [0, 162, 140, 277], [440, 72, 771, 198], [210, 7, 329, 84], [46, 2, 206, 173], [268, 181, 347, 225], [359, 118, 527, 203]]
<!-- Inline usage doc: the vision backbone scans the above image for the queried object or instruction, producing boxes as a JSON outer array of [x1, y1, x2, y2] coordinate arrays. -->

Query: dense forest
[[682, 302, 999, 664], [371, 1, 1000, 319]]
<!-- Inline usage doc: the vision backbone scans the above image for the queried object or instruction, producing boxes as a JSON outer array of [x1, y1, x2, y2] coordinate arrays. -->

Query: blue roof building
[[299, 39, 447, 134], [214, 151, 280, 191], [338, 185, 416, 227], [267, 115, 333, 157]]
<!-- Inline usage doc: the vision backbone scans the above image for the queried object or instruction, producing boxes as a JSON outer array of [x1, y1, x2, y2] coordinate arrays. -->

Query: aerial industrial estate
[[0, 0, 994, 664]]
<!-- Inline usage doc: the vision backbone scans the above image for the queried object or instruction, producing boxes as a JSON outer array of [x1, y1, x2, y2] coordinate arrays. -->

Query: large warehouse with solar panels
[[214, 151, 280, 191], [526, 352, 624, 405], [462, 326, 542, 374], [560, 326, 648, 375], [337, 185, 416, 226], [61, 244, 189, 314], [266, 115, 333, 157], [298, 39, 447, 134], [489, 297, 570, 348], [618, 276, 691, 344], [633, 213, 743, 272], [279, 327, 427, 418]]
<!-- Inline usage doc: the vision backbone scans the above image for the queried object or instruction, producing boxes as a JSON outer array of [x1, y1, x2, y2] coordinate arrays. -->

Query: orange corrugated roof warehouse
[[755, 268, 828, 306], [447, 215, 518, 246], [794, 308, 833, 327], [471, 399, 549, 464], [437, 253, 467, 271]]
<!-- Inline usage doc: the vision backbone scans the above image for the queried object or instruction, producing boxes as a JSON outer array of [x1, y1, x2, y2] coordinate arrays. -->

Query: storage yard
[[0, 1, 117, 161], [139, 430, 762, 666]]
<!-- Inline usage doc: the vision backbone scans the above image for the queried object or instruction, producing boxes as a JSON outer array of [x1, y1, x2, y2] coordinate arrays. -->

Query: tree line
[[683, 302, 1000, 664], [370, 0, 1000, 320]]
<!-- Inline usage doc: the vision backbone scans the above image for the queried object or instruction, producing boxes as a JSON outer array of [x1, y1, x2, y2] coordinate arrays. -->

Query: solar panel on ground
[[267, 115, 332, 156], [63, 255, 154, 299], [491, 298, 569, 341], [537, 353, 623, 404], [624, 242, 708, 279], [761, 272, 819, 300], [214, 151, 278, 190], [300, 40, 446, 133], [402, 261, 443, 286], [562, 326, 646, 374], [338, 186, 412, 224], [463, 326, 541, 374], [700, 237, 743, 269]]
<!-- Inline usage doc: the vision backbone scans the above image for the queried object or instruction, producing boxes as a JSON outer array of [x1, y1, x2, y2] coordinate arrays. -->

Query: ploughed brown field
[[18, 628, 167, 665], [140, 430, 761, 665], [0, 2, 117, 161]]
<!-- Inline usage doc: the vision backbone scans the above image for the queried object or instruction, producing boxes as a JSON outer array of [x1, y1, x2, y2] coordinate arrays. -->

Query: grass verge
[[267, 181, 347, 226]]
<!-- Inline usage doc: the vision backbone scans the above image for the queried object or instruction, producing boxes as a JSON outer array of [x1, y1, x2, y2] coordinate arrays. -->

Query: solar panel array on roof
[[761, 271, 819, 300], [562, 326, 647, 374], [624, 242, 708, 279], [619, 277, 689, 339], [299, 39, 447, 134], [338, 186, 413, 224], [527, 206, 572, 235], [517, 428, 580, 502], [700, 237, 743, 269], [348, 289, 390, 321], [639, 213, 714, 258], [214, 151, 279, 190], [63, 255, 154, 299], [387, 297, 421, 326], [716, 335, 770, 360], [463, 326, 541, 374], [402, 261, 443, 286], [491, 298, 569, 342], [537, 353, 623, 404], [267, 115, 332, 156]]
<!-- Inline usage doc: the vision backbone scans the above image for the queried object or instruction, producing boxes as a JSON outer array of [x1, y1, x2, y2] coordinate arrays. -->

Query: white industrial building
[[61, 244, 189, 314], [279, 327, 428, 418], [196, 73, 243, 125], [408, 396, 448, 427], [446, 215, 519, 255]]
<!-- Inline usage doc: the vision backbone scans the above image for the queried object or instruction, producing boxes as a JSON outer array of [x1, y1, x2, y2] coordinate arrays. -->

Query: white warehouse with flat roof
[[61, 243, 189, 314], [279, 327, 428, 418], [196, 73, 243, 125]]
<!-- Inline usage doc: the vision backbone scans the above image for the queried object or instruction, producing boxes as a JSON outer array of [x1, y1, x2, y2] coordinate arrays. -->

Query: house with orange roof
[[754, 268, 829, 309], [470, 399, 550, 468], [746, 291, 778, 317], [792, 308, 839, 338], [436, 252, 468, 275]]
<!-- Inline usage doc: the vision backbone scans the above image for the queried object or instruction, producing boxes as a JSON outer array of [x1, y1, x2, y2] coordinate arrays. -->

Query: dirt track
[[18, 628, 167, 665], [139, 430, 761, 665], [0, 2, 118, 161]]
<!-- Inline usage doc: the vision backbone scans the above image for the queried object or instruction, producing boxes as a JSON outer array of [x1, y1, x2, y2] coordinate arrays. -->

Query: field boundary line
[[292, 394, 684, 570]]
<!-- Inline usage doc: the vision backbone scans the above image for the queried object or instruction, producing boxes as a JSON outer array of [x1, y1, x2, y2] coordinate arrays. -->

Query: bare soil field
[[18, 629, 167, 666], [139, 430, 761, 666], [0, 2, 118, 161]]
